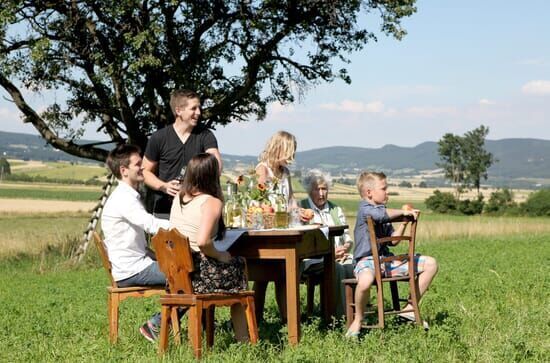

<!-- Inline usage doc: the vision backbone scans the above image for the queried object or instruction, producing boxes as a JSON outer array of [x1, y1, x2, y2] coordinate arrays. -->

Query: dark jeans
[[117, 262, 166, 327]]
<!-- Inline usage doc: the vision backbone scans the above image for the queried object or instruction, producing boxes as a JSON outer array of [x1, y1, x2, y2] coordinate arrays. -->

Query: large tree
[[437, 125, 495, 197], [1, 0, 416, 161]]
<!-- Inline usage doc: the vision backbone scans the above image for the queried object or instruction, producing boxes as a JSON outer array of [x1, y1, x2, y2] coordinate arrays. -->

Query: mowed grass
[[12, 161, 107, 181], [0, 226, 548, 362], [0, 212, 89, 258], [0, 187, 101, 201]]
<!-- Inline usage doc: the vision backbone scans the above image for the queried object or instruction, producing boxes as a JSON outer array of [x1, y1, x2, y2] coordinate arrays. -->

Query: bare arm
[[205, 147, 223, 172], [142, 156, 180, 197], [255, 163, 269, 184], [197, 197, 230, 262]]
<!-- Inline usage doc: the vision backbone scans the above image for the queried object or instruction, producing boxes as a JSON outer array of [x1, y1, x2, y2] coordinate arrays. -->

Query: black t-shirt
[[144, 124, 218, 213]]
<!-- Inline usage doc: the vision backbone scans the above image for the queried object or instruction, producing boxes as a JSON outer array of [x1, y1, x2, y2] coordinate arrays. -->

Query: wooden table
[[229, 225, 347, 345]]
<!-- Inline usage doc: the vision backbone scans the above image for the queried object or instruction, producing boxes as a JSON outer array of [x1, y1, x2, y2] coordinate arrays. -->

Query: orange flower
[[236, 175, 244, 185], [257, 183, 266, 191]]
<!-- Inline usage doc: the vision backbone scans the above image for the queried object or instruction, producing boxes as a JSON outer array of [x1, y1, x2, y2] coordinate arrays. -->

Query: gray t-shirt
[[353, 201, 394, 263]]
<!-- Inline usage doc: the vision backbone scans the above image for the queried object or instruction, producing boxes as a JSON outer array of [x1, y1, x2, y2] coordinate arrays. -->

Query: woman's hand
[[300, 208, 314, 222]]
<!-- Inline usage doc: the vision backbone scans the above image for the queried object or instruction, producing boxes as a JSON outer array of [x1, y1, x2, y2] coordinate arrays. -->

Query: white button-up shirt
[[101, 181, 170, 281]]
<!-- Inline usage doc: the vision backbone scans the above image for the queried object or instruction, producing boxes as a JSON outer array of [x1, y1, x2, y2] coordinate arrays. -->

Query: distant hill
[[295, 139, 550, 178], [1, 130, 549, 188]]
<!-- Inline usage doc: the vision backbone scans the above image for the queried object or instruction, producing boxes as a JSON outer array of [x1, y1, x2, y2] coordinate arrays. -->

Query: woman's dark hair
[[180, 153, 225, 239]]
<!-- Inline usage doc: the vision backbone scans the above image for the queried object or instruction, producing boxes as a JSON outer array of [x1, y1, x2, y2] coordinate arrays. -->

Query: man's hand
[[161, 179, 181, 197], [215, 251, 232, 263]]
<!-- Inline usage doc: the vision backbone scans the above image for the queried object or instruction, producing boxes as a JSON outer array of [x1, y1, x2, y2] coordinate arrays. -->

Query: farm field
[[8, 159, 107, 181]]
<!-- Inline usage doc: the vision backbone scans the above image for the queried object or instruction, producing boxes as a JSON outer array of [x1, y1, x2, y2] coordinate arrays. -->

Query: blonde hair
[[357, 171, 386, 197], [258, 131, 297, 172]]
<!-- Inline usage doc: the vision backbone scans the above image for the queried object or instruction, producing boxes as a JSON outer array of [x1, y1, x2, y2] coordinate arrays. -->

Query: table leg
[[284, 249, 300, 345], [323, 250, 336, 321]]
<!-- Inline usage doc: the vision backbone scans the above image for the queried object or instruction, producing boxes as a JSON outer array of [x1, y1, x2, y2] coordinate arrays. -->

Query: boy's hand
[[402, 204, 419, 220]]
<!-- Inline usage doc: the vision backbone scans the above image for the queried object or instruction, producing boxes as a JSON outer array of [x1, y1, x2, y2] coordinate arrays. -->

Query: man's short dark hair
[[106, 144, 141, 179], [170, 89, 200, 116]]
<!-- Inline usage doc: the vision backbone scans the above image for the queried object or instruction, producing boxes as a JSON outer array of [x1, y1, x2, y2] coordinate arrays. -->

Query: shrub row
[[425, 188, 550, 216]]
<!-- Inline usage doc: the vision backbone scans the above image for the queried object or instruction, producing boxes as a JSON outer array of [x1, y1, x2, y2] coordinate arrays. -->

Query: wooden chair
[[152, 228, 258, 358], [93, 232, 165, 343], [343, 214, 422, 329]]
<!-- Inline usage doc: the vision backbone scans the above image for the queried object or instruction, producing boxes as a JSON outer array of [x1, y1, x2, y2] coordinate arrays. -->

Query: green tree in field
[[462, 125, 494, 195], [0, 0, 416, 162], [0, 157, 11, 177], [437, 125, 494, 197], [437, 133, 466, 197]]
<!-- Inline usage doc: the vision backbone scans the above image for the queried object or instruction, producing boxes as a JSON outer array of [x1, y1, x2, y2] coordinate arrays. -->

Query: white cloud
[[405, 106, 457, 118], [269, 102, 294, 114], [478, 98, 495, 105], [521, 80, 550, 95], [517, 58, 547, 66], [319, 100, 385, 113]]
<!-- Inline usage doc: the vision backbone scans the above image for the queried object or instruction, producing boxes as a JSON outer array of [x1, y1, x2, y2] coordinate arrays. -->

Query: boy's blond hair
[[258, 130, 297, 169], [357, 171, 386, 197]]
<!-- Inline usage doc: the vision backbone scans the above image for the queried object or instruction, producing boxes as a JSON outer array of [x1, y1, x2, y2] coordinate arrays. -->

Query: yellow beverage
[[275, 211, 289, 228]]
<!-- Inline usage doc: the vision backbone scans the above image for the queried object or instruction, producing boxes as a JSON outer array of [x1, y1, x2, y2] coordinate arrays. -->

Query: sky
[[1, 0, 549, 156]]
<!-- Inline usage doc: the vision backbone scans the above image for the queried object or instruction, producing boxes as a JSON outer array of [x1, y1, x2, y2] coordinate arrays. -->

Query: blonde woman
[[254, 130, 297, 322], [255, 130, 297, 201]]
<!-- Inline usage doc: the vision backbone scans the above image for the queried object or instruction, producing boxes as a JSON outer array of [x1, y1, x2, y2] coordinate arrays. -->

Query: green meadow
[[0, 165, 548, 361], [0, 210, 549, 362]]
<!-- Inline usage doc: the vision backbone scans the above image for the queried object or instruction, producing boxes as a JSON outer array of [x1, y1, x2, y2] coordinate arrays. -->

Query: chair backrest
[[152, 228, 195, 295], [93, 231, 117, 288], [366, 214, 419, 278]]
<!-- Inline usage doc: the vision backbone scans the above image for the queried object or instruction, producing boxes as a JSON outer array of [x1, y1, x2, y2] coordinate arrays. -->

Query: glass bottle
[[223, 183, 236, 227]]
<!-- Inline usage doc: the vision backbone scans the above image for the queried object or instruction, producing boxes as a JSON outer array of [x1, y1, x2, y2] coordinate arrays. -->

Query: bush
[[458, 195, 484, 215], [417, 181, 428, 188], [425, 190, 458, 213], [485, 188, 517, 214], [521, 189, 550, 216], [398, 181, 412, 188]]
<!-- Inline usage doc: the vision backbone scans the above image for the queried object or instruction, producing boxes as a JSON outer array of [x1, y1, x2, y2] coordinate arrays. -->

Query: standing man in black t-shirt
[[142, 89, 222, 215]]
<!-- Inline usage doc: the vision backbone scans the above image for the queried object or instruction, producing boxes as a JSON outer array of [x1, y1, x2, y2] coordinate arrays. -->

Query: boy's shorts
[[354, 254, 427, 278]]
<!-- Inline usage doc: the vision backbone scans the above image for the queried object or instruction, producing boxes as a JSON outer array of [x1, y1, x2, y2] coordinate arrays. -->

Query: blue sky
[[2, 0, 549, 156]]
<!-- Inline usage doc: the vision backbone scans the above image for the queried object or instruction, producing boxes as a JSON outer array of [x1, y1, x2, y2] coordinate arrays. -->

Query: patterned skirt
[[191, 253, 248, 294]]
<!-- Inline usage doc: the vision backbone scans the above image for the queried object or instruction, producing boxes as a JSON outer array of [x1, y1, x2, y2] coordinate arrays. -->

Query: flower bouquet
[[225, 174, 282, 229]]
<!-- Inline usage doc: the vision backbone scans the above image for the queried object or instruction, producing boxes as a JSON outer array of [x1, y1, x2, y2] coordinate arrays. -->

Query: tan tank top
[[169, 193, 218, 252]]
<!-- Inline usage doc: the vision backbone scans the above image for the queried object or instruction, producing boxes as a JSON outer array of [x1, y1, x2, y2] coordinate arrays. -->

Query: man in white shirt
[[102, 144, 170, 342], [300, 170, 354, 317]]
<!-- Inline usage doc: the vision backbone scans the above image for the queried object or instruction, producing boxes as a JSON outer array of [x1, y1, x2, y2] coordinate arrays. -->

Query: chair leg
[[205, 306, 215, 348], [244, 296, 259, 344], [171, 307, 182, 345], [158, 305, 171, 355], [108, 292, 119, 344], [188, 303, 203, 359], [389, 281, 400, 311], [344, 283, 355, 328], [375, 282, 385, 328], [306, 278, 315, 316], [410, 277, 422, 325]]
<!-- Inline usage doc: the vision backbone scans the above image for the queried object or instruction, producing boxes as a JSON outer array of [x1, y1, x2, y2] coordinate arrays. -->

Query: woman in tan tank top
[[169, 153, 250, 342]]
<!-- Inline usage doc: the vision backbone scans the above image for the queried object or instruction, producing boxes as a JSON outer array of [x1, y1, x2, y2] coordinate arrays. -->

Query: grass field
[[0, 226, 548, 362], [0, 171, 548, 361], [10, 160, 107, 181]]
